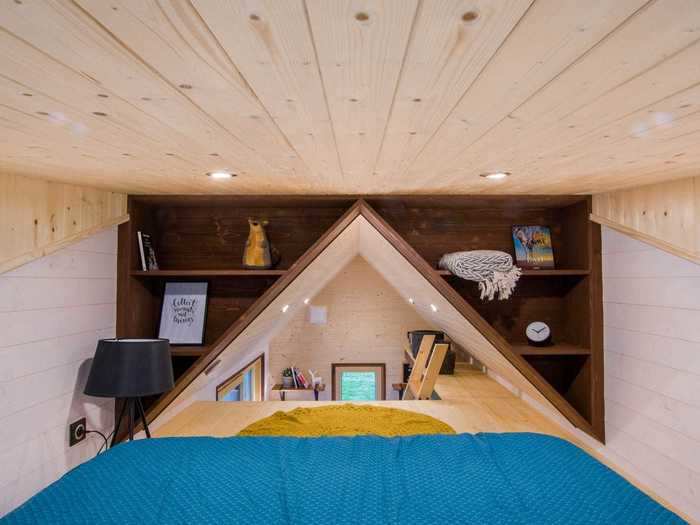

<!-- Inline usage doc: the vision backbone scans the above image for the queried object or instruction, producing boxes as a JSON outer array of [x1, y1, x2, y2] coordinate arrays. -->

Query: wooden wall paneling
[[372, 0, 531, 186], [445, 276, 569, 345], [406, 0, 648, 185], [151, 218, 364, 430], [189, 0, 341, 186], [522, 354, 589, 414], [304, 0, 418, 187], [147, 208, 591, 436], [141, 201, 365, 427], [557, 199, 591, 270], [152, 203, 351, 271], [116, 196, 603, 442], [592, 176, 700, 264], [565, 357, 592, 422], [563, 278, 591, 349], [115, 220, 132, 338], [0, 227, 117, 515], [598, 227, 700, 518], [354, 211, 598, 439], [268, 256, 427, 402], [0, 173, 128, 274], [202, 277, 280, 346], [367, 200, 564, 269], [116, 198, 158, 339], [359, 200, 603, 438], [588, 220, 605, 440]]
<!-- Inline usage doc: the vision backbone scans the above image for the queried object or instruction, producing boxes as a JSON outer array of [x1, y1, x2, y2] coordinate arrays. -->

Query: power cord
[[85, 429, 112, 456]]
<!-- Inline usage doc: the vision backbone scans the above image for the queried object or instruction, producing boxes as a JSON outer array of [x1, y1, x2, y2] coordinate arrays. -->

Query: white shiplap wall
[[601, 226, 700, 519], [0, 227, 117, 516]]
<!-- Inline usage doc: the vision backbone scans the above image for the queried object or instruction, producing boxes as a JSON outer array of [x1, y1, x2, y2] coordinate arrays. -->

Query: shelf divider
[[131, 269, 287, 277], [511, 343, 591, 356], [170, 345, 210, 357], [437, 268, 590, 277]]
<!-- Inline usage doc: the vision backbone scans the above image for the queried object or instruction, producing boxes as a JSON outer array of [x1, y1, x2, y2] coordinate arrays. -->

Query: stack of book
[[290, 366, 309, 388]]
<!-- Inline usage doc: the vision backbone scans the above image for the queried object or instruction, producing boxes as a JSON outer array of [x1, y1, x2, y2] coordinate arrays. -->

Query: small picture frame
[[512, 225, 555, 269], [158, 282, 208, 345]]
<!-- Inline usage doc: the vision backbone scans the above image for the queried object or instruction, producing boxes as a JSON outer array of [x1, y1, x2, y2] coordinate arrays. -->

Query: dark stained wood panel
[[116, 194, 604, 443], [369, 204, 565, 270], [152, 205, 350, 271], [132, 270, 286, 277]]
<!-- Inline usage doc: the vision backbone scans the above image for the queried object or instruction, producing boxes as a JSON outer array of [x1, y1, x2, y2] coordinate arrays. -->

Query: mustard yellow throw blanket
[[238, 404, 455, 437]]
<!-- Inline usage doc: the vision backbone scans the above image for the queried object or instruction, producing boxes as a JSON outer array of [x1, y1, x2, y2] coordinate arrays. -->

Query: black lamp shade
[[84, 339, 174, 398]]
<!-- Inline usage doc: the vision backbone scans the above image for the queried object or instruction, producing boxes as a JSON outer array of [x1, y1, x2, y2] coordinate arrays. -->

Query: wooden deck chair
[[402, 335, 449, 400]]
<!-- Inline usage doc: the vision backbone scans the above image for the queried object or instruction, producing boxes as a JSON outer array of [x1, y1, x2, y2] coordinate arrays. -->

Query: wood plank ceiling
[[1, 0, 699, 195]]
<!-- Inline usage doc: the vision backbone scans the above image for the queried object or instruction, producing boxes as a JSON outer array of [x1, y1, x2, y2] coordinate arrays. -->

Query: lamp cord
[[85, 429, 112, 456]]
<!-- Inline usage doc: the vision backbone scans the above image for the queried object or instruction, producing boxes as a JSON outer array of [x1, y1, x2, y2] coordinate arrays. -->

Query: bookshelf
[[117, 194, 603, 438]]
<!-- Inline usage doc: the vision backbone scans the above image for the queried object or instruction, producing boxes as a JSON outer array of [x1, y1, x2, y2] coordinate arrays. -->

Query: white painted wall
[[0, 227, 117, 516], [598, 226, 700, 519]]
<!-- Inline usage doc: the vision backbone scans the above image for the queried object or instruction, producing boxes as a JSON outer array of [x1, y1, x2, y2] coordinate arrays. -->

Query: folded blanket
[[238, 404, 455, 437], [439, 250, 521, 300]]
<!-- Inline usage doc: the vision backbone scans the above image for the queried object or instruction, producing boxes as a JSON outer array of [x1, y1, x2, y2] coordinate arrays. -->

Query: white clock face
[[526, 321, 550, 342]]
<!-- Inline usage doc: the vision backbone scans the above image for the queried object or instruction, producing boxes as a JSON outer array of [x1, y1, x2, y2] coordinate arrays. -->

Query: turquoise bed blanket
[[2, 433, 684, 524]]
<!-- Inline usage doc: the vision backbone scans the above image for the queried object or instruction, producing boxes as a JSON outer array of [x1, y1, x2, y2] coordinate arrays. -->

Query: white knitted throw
[[439, 250, 521, 301]]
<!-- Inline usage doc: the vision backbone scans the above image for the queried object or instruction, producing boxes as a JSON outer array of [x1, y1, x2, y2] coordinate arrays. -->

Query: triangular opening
[[267, 255, 437, 401], [146, 202, 600, 442]]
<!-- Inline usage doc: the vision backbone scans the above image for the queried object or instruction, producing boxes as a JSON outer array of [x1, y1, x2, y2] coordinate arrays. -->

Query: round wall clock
[[525, 321, 552, 347]]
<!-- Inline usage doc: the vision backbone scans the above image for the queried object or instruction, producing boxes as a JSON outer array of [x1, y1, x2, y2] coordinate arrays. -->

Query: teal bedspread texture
[[2, 433, 685, 524]]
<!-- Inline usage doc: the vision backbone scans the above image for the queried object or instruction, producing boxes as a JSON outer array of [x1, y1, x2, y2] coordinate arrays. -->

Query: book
[[137, 231, 159, 271], [290, 367, 308, 389], [296, 370, 308, 389], [511, 225, 555, 269]]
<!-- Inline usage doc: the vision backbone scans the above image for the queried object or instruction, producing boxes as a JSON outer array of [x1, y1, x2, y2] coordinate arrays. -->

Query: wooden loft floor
[[154, 364, 565, 438]]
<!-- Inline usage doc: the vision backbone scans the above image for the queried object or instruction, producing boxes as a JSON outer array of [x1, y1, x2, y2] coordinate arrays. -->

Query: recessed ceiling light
[[480, 171, 510, 180], [207, 170, 235, 179], [430, 304, 438, 312], [281, 304, 290, 313], [408, 298, 415, 304], [303, 298, 310, 305]]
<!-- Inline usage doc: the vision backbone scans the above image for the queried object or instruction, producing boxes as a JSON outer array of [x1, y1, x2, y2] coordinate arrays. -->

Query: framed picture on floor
[[158, 281, 208, 345]]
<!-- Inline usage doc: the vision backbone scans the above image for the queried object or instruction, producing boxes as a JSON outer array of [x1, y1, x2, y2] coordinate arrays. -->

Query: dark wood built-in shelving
[[170, 345, 211, 357], [131, 269, 287, 277], [512, 343, 591, 356], [117, 194, 604, 442], [437, 269, 590, 277]]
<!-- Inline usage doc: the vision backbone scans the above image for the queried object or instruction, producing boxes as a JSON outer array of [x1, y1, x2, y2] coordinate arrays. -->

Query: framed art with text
[[158, 281, 208, 345]]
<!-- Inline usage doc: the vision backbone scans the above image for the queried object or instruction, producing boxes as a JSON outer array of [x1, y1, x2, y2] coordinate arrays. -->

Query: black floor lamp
[[84, 338, 174, 448]]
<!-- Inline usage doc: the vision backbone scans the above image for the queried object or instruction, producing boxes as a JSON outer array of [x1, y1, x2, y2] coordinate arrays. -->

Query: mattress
[[2, 432, 685, 524]]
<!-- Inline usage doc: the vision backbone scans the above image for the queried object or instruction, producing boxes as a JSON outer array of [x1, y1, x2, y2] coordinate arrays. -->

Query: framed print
[[158, 282, 208, 345], [512, 225, 555, 269]]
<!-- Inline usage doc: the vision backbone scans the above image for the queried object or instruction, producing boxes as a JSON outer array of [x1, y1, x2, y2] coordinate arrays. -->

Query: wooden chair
[[401, 335, 449, 400]]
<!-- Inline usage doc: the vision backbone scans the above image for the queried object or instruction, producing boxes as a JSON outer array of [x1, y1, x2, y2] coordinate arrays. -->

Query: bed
[[1, 432, 684, 524]]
